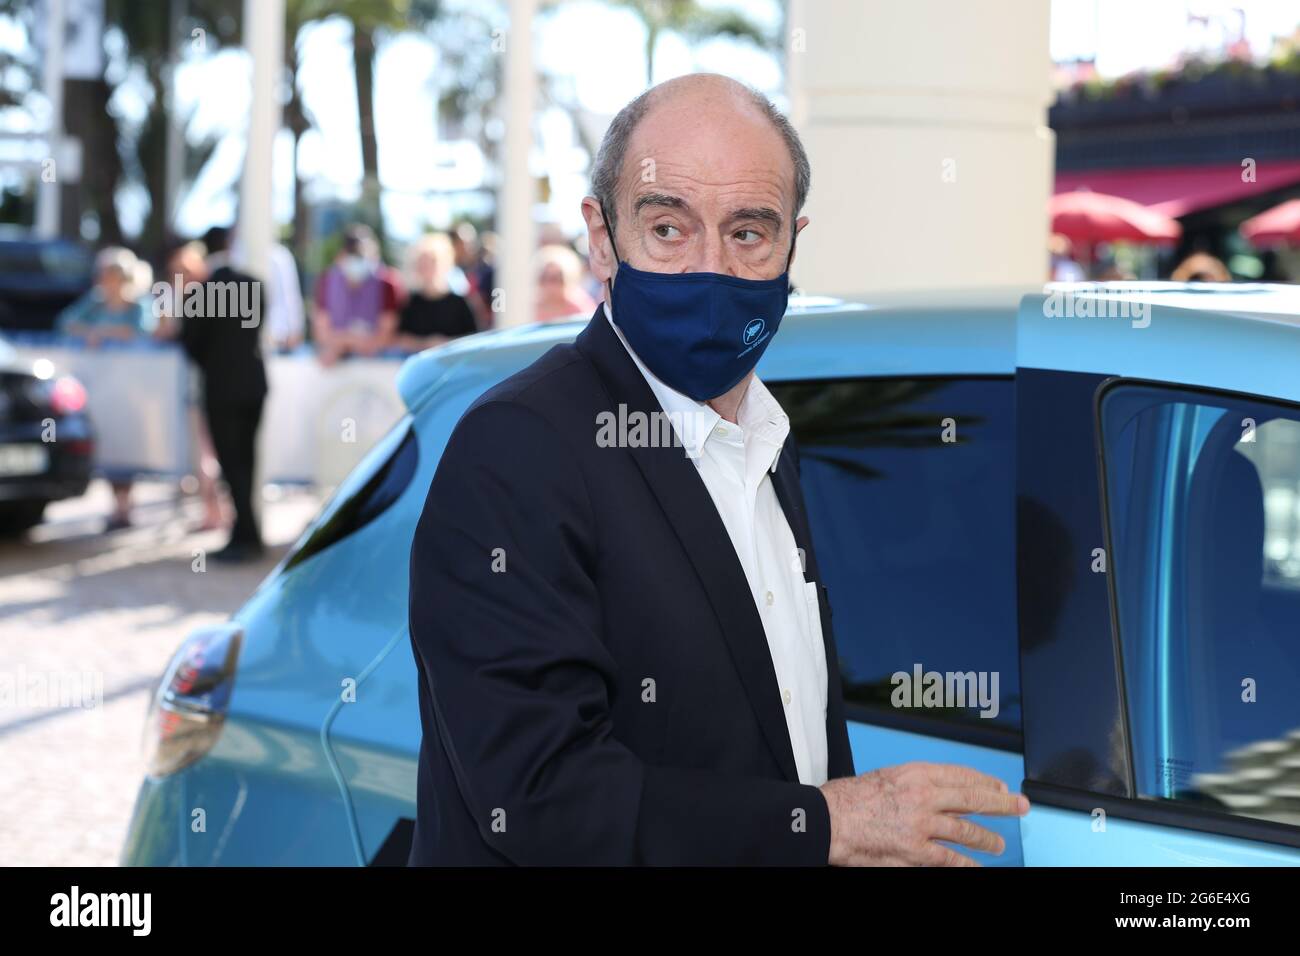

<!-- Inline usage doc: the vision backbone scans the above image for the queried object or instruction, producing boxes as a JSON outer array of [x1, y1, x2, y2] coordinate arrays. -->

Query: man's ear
[[581, 196, 615, 284]]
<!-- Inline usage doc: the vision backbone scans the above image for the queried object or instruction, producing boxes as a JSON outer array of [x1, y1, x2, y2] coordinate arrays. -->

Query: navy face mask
[[602, 206, 795, 401]]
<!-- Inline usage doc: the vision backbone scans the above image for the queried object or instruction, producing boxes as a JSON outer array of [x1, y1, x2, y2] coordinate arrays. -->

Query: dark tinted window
[[284, 421, 418, 571], [771, 377, 1020, 732], [1100, 383, 1300, 827]]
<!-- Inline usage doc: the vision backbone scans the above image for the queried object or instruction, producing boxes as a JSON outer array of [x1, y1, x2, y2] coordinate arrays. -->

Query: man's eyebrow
[[633, 192, 690, 215], [726, 206, 784, 229]]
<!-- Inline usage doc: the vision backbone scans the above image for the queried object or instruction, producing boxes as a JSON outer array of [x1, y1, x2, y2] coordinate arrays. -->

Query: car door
[[1015, 286, 1300, 865], [765, 299, 1027, 866]]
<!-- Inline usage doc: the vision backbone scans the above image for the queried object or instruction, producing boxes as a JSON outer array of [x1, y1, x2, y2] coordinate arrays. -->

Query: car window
[[769, 377, 1021, 734], [283, 416, 419, 571], [1100, 382, 1300, 827], [1238, 418, 1300, 591]]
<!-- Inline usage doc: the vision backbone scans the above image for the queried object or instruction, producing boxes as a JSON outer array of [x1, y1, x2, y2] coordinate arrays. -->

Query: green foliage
[[1064, 54, 1300, 102]]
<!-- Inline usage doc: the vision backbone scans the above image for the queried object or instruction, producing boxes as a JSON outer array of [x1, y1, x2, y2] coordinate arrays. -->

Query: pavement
[[0, 479, 321, 866]]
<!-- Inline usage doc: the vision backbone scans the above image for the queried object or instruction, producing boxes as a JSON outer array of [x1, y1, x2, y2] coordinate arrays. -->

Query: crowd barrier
[[8, 336, 408, 488]]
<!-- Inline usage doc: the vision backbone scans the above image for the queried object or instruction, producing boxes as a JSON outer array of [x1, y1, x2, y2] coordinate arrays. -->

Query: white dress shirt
[[604, 302, 829, 785]]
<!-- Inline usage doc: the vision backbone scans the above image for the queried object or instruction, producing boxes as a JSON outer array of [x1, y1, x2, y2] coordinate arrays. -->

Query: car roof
[[395, 283, 1300, 411], [1045, 281, 1300, 325]]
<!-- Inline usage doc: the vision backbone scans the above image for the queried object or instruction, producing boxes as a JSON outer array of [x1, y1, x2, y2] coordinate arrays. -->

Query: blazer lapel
[[575, 309, 801, 784]]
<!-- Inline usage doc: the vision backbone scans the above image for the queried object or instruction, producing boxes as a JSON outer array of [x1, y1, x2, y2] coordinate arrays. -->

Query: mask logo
[[743, 318, 766, 346]]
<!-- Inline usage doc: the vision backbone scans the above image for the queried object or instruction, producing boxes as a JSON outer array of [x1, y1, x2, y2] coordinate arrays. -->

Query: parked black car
[[0, 335, 93, 534]]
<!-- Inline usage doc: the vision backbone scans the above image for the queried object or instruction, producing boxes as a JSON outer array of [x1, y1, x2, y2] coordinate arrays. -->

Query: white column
[[237, 0, 282, 532], [496, 0, 537, 327], [35, 0, 64, 239], [237, 0, 284, 283], [163, 0, 187, 228], [785, 0, 1054, 296]]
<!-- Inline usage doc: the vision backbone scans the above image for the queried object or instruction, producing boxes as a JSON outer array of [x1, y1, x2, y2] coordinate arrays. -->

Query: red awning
[[1049, 191, 1182, 246], [1054, 161, 1300, 218], [1241, 199, 1300, 248]]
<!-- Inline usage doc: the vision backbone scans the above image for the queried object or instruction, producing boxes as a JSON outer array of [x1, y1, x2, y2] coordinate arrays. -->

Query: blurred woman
[[396, 233, 478, 353], [534, 243, 595, 323], [55, 247, 154, 531], [56, 247, 153, 344]]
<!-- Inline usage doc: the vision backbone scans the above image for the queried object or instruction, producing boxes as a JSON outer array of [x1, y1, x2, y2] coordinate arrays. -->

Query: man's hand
[[820, 762, 1029, 866]]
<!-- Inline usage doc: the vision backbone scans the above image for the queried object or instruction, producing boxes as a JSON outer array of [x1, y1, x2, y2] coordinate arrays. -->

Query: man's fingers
[[917, 762, 1009, 793], [920, 841, 981, 867], [935, 786, 1030, 816], [932, 814, 1005, 855]]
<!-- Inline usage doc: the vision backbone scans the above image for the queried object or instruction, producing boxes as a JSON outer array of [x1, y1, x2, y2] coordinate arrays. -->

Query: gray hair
[[590, 81, 810, 236], [94, 245, 150, 298], [94, 245, 137, 279]]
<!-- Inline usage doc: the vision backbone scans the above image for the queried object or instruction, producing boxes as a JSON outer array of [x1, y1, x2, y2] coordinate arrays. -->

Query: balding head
[[590, 74, 809, 236], [583, 73, 810, 284]]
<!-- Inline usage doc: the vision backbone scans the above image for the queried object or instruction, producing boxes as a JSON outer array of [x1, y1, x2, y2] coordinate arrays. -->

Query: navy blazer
[[407, 306, 855, 865]]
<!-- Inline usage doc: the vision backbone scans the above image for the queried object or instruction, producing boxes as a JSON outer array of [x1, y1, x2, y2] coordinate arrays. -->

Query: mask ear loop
[[598, 205, 624, 265], [598, 204, 626, 312]]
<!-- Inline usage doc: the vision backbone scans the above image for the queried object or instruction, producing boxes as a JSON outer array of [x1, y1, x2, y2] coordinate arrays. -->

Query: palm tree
[[339, 0, 444, 243], [279, 1, 444, 255], [606, 0, 774, 85], [341, 0, 404, 231]]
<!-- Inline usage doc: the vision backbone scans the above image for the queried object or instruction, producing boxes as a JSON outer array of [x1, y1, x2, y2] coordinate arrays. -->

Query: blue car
[[121, 284, 1300, 866]]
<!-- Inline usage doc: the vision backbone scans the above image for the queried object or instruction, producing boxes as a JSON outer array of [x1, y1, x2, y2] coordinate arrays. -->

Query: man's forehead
[[619, 97, 795, 209], [625, 166, 790, 218]]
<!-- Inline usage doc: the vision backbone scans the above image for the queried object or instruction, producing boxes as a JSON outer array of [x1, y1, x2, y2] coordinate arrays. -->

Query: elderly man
[[408, 73, 1028, 866]]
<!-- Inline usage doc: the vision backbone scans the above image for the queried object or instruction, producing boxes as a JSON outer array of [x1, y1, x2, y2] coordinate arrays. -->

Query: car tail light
[[48, 375, 87, 415], [143, 623, 243, 778]]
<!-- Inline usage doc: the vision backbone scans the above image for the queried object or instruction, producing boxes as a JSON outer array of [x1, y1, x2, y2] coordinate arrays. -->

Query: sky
[[3, 0, 1300, 244], [1049, 0, 1299, 74]]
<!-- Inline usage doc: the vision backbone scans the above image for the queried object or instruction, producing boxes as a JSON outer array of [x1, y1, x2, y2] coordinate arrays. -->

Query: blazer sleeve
[[409, 398, 831, 865]]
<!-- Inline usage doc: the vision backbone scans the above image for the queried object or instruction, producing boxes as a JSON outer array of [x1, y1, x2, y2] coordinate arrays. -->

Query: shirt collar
[[602, 301, 788, 472], [737, 373, 791, 474]]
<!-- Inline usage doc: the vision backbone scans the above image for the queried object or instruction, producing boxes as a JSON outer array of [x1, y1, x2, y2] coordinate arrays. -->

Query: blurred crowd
[[47, 220, 604, 549], [55, 220, 603, 364]]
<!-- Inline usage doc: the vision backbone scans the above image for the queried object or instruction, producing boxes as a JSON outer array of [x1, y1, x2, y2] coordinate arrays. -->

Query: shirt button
[[782, 689, 792, 706], [764, 590, 774, 606], [716, 424, 728, 436]]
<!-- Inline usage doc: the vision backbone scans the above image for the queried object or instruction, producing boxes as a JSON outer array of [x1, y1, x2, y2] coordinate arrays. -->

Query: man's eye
[[734, 229, 763, 244], [653, 224, 681, 239]]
